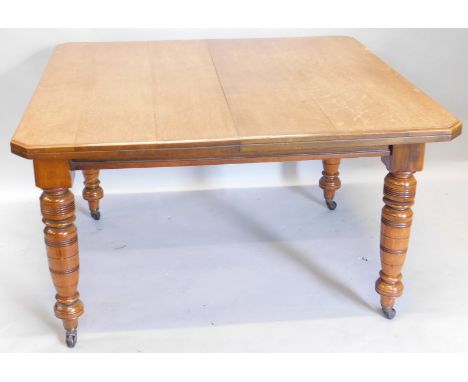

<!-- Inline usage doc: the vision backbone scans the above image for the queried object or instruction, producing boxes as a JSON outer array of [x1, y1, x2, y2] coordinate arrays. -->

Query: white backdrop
[[1, 29, 467, 199]]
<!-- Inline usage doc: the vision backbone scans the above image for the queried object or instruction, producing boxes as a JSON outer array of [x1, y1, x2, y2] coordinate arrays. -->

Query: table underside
[[70, 144, 391, 170]]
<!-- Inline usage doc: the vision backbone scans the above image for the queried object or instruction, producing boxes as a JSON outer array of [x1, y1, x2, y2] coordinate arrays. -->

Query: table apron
[[70, 145, 390, 170]]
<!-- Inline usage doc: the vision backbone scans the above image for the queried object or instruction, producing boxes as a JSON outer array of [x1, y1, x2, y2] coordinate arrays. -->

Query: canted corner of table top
[[10, 36, 463, 161]]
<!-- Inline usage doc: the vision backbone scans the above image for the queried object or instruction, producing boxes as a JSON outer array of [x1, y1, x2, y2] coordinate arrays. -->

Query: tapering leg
[[319, 158, 341, 210], [34, 159, 84, 347], [375, 144, 424, 319], [41, 188, 83, 346], [375, 172, 416, 319], [82, 169, 104, 220]]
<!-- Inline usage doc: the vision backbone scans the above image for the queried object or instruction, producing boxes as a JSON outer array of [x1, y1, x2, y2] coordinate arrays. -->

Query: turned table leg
[[82, 169, 104, 220], [319, 158, 341, 210], [375, 144, 425, 319], [34, 159, 83, 347]]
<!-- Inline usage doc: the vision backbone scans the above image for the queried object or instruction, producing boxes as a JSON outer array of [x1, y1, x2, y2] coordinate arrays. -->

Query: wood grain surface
[[11, 36, 461, 160]]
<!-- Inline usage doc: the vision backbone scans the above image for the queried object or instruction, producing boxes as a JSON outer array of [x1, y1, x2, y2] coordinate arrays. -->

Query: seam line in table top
[[205, 40, 240, 141], [146, 41, 159, 145]]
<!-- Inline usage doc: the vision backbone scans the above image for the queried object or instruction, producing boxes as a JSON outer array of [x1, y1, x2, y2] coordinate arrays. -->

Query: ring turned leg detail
[[376, 143, 424, 319], [319, 158, 341, 210], [40, 188, 83, 347], [375, 172, 416, 319], [82, 169, 104, 220]]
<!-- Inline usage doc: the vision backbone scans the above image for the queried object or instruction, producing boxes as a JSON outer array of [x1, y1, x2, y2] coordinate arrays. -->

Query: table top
[[11, 36, 461, 160]]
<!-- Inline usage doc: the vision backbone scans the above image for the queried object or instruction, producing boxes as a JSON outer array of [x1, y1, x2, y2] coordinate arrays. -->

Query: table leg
[[82, 169, 104, 220], [34, 159, 83, 347], [319, 158, 341, 210], [375, 144, 424, 319]]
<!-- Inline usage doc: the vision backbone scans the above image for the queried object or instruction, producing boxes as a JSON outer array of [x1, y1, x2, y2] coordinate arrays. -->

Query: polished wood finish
[[82, 169, 104, 219], [34, 159, 83, 346], [375, 143, 425, 318], [71, 146, 390, 170], [10, 37, 462, 346], [40, 188, 83, 331], [11, 37, 460, 161], [319, 158, 341, 209], [382, 143, 425, 173], [34, 159, 73, 189]]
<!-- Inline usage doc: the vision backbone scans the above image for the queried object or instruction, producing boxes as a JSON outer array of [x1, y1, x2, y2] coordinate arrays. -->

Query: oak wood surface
[[40, 188, 83, 332], [375, 143, 425, 316], [11, 36, 461, 161], [70, 146, 389, 170], [319, 158, 341, 204], [82, 169, 104, 218]]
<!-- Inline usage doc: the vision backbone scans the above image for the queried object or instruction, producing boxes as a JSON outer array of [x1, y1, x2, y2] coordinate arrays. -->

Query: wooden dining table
[[10, 36, 462, 347]]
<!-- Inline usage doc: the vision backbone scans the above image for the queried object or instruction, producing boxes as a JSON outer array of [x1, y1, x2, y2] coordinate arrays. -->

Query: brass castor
[[65, 329, 77, 348], [90, 209, 101, 220], [382, 306, 396, 320], [325, 200, 337, 210]]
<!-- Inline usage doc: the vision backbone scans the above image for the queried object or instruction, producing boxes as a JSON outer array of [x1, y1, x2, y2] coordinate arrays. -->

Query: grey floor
[[0, 158, 467, 352]]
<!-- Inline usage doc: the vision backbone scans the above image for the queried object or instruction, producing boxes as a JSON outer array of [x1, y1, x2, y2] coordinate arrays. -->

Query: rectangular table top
[[11, 36, 461, 160]]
